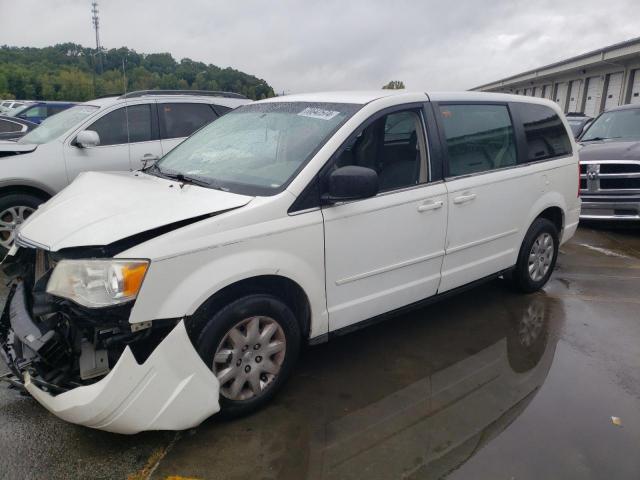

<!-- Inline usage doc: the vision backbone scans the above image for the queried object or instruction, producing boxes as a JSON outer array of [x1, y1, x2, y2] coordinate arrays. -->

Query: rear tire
[[0, 193, 46, 254], [195, 294, 301, 418], [510, 218, 559, 293]]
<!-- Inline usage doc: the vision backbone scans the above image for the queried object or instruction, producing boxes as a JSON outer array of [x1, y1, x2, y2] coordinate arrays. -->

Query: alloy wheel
[[213, 316, 286, 401], [528, 232, 554, 282], [0, 206, 35, 248]]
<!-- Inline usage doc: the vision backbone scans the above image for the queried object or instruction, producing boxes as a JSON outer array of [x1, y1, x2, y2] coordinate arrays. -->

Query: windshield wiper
[[144, 163, 227, 190], [154, 168, 219, 189], [581, 136, 621, 142]]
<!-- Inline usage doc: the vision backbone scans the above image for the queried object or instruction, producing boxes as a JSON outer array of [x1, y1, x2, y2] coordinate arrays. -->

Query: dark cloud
[[1, 0, 639, 93]]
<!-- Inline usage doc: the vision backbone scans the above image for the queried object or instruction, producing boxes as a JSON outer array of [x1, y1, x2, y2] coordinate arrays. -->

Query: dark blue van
[[9, 101, 77, 124]]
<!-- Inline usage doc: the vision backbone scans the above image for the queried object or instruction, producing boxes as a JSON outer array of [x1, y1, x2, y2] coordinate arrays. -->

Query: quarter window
[[335, 110, 427, 192], [515, 103, 572, 161], [159, 103, 217, 139], [439, 104, 517, 177]]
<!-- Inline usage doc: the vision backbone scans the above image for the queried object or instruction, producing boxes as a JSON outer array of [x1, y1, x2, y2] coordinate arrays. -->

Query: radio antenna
[[91, 2, 103, 73]]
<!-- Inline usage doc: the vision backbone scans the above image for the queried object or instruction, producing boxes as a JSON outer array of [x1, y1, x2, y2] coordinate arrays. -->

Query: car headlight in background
[[47, 259, 149, 308]]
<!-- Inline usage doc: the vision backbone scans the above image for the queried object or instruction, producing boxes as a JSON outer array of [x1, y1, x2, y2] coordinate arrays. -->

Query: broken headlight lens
[[46, 259, 149, 308]]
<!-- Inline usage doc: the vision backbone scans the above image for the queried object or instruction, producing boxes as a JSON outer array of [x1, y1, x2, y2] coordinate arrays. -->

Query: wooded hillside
[[0, 43, 275, 101]]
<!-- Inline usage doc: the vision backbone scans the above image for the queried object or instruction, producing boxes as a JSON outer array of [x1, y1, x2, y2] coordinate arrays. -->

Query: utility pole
[[91, 1, 103, 74]]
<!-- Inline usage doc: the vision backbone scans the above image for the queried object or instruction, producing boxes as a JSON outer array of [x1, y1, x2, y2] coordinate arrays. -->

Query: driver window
[[87, 108, 127, 146], [86, 105, 152, 146], [336, 110, 428, 192]]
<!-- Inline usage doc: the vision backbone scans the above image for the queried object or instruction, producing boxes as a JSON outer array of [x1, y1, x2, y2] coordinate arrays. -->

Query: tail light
[[578, 162, 581, 197]]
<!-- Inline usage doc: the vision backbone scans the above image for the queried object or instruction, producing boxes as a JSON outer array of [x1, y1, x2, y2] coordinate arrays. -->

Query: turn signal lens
[[122, 263, 148, 297]]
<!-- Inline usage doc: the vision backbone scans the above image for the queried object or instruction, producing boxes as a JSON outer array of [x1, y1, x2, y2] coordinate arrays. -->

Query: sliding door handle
[[453, 193, 476, 204], [417, 200, 444, 212]]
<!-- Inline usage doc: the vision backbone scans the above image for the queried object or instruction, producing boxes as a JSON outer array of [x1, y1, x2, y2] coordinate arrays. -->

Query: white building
[[472, 37, 640, 116]]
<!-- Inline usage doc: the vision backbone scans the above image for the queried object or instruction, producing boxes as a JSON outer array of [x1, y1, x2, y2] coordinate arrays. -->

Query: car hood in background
[[19, 171, 253, 251], [579, 139, 640, 161], [0, 141, 37, 153]]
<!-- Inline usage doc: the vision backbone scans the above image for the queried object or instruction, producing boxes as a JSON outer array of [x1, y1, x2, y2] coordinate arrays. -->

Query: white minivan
[[1, 91, 580, 434]]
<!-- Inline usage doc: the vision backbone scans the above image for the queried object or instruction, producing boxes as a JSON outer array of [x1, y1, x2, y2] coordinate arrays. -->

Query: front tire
[[0, 193, 46, 253], [195, 294, 301, 418], [510, 218, 559, 293]]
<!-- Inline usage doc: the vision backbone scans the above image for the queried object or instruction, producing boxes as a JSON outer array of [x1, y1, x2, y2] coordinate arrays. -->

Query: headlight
[[46, 259, 149, 308]]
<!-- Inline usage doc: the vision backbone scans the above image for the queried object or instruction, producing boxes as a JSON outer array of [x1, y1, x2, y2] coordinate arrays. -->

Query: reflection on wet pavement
[[153, 284, 565, 480], [1, 226, 640, 480]]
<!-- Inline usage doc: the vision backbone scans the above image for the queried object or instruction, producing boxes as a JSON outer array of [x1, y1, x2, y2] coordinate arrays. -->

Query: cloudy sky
[[1, 0, 639, 93]]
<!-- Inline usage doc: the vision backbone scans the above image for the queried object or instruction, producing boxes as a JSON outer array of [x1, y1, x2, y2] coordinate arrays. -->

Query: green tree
[[0, 43, 275, 101], [382, 80, 405, 90]]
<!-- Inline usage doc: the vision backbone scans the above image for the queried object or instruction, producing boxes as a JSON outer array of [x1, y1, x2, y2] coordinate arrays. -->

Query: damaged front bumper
[[1, 282, 220, 434]]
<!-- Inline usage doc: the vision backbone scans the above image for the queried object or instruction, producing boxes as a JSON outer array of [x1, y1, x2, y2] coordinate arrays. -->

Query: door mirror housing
[[323, 166, 379, 203], [76, 130, 100, 148]]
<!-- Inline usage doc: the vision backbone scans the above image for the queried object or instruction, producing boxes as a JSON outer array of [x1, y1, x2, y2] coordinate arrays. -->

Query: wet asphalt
[[1, 224, 639, 480]]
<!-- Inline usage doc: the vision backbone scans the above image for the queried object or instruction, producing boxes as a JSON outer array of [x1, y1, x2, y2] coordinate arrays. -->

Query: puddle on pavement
[[154, 284, 569, 480]]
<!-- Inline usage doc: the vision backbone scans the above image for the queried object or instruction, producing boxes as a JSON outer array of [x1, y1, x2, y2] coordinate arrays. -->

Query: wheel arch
[[535, 205, 564, 235], [187, 275, 312, 343], [525, 192, 567, 240], [0, 183, 53, 202]]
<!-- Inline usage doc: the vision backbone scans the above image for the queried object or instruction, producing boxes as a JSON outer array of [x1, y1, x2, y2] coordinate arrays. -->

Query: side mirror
[[76, 130, 100, 148], [322, 166, 379, 203]]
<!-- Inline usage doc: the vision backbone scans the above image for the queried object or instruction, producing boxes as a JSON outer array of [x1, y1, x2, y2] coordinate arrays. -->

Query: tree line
[[0, 43, 276, 101]]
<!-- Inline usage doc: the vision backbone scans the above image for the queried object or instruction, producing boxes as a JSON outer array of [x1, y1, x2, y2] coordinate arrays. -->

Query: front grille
[[580, 160, 640, 194], [600, 178, 640, 190], [600, 163, 640, 174]]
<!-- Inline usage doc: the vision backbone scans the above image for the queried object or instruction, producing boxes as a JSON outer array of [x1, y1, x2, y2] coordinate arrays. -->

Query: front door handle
[[453, 193, 477, 204], [417, 200, 444, 212]]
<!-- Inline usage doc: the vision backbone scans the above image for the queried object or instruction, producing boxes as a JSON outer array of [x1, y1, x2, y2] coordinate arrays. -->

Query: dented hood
[[19, 171, 253, 251]]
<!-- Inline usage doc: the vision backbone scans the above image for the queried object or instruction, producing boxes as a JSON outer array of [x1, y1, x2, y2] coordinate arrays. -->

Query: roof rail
[[118, 90, 248, 100]]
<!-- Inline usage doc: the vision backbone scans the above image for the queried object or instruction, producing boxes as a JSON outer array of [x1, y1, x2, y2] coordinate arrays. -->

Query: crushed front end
[[0, 246, 220, 434]]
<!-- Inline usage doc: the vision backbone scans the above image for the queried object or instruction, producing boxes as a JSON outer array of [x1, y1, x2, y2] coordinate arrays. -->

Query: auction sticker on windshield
[[298, 107, 340, 120]]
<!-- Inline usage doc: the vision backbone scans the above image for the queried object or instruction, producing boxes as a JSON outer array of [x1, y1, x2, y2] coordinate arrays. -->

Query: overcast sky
[[1, 0, 639, 93]]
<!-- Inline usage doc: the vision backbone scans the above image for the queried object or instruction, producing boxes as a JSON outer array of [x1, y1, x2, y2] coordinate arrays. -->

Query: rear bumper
[[1, 283, 220, 435], [580, 197, 640, 221]]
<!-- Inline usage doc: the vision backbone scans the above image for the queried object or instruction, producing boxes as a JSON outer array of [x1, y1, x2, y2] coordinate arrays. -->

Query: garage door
[[567, 80, 583, 112], [630, 69, 640, 105], [584, 76, 603, 117], [604, 72, 624, 110], [555, 82, 569, 111]]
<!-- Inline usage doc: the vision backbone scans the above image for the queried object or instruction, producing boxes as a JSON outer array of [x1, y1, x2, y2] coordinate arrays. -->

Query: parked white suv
[[0, 90, 250, 250], [1, 91, 580, 434]]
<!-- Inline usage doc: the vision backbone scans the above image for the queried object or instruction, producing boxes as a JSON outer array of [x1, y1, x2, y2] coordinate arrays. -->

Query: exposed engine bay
[[0, 247, 175, 395]]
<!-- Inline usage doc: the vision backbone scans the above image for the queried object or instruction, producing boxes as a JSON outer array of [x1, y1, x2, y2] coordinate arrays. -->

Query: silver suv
[[0, 90, 250, 250]]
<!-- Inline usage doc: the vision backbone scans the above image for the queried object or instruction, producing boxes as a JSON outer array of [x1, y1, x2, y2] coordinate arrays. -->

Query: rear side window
[[515, 103, 572, 161], [439, 104, 517, 177], [159, 103, 218, 139]]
